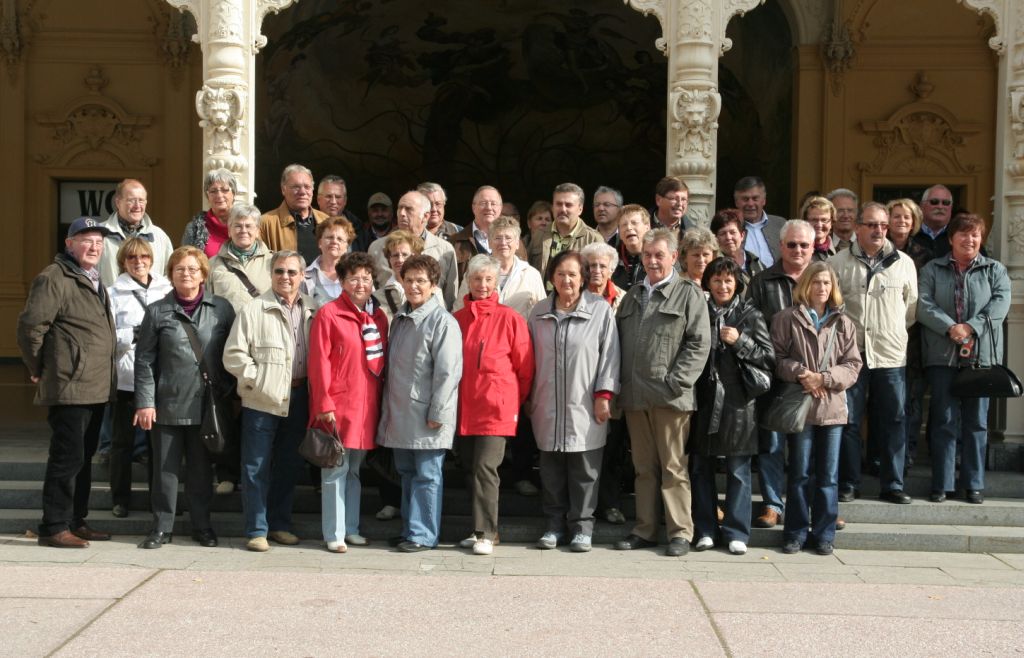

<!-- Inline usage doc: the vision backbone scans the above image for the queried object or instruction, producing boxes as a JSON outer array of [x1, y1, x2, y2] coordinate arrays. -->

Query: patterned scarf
[[340, 291, 383, 377]]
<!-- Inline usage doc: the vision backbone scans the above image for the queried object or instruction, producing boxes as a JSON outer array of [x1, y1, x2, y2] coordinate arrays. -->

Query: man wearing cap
[[260, 164, 329, 263], [98, 179, 174, 287], [18, 217, 117, 548], [352, 192, 394, 253]]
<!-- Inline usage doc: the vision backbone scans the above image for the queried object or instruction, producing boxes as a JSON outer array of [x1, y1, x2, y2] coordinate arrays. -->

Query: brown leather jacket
[[258, 201, 328, 253]]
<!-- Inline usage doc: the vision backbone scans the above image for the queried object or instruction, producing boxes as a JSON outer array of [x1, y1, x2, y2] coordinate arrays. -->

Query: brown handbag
[[299, 418, 345, 469]]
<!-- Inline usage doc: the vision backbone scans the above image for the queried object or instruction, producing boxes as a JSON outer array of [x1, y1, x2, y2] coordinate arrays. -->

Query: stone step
[[3, 509, 1023, 554]]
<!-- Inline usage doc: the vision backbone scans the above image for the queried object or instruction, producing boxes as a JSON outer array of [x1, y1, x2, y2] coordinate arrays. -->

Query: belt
[[291, 377, 307, 389]]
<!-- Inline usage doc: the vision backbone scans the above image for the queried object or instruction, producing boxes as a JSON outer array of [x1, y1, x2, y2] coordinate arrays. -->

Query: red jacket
[[308, 296, 389, 450], [453, 293, 534, 437]]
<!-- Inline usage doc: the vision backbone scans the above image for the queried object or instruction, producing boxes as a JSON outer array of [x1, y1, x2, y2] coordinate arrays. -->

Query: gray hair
[[780, 219, 814, 243], [488, 216, 522, 241], [826, 187, 859, 205], [402, 190, 431, 217], [643, 227, 678, 253], [859, 201, 889, 223], [580, 241, 619, 272], [317, 174, 346, 192], [920, 184, 951, 204], [204, 168, 237, 195], [679, 227, 718, 255], [227, 203, 262, 227], [553, 182, 585, 206], [271, 250, 306, 271], [473, 185, 502, 203], [593, 185, 623, 207], [417, 181, 447, 203], [465, 253, 500, 280], [280, 163, 313, 185]]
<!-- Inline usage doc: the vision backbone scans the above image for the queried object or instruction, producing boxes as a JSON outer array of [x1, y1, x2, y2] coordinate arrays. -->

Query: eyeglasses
[[74, 238, 104, 248], [927, 198, 952, 206], [319, 194, 346, 201], [344, 275, 373, 286], [273, 268, 301, 277], [172, 266, 200, 275], [785, 241, 811, 250], [594, 202, 620, 209], [475, 200, 500, 208], [207, 187, 233, 196], [125, 254, 152, 261], [124, 198, 147, 207], [859, 222, 889, 230], [491, 234, 517, 244]]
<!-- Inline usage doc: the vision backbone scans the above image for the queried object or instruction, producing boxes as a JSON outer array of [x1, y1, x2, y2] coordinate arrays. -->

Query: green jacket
[[616, 274, 711, 412], [17, 253, 116, 406]]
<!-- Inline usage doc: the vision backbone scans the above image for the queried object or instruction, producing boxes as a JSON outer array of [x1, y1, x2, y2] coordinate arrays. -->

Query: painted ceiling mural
[[255, 0, 667, 219]]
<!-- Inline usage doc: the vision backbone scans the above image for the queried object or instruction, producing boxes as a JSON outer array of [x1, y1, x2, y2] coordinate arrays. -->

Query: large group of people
[[17, 169, 1011, 559]]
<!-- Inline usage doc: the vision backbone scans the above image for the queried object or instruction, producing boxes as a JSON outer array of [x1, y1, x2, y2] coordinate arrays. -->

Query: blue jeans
[[927, 366, 989, 492], [240, 385, 309, 538], [904, 367, 926, 460], [321, 448, 366, 542], [393, 448, 446, 547], [691, 454, 752, 543], [757, 429, 785, 515], [783, 424, 841, 547], [840, 366, 907, 493]]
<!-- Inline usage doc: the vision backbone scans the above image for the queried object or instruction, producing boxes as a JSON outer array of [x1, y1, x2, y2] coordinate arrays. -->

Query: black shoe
[[615, 534, 657, 551], [879, 490, 912, 504], [838, 488, 857, 503], [191, 528, 218, 548], [929, 491, 946, 503], [397, 540, 431, 553], [111, 504, 129, 518], [816, 541, 834, 556], [139, 531, 172, 549], [665, 538, 689, 557], [781, 539, 802, 554], [966, 490, 984, 504], [387, 536, 406, 547]]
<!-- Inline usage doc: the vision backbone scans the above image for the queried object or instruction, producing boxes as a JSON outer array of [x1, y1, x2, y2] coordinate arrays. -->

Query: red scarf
[[602, 279, 618, 306], [339, 292, 383, 377]]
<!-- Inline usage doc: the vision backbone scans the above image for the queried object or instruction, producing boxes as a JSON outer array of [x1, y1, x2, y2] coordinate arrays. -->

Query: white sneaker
[[472, 538, 494, 555], [728, 540, 747, 555], [326, 541, 347, 553], [695, 536, 715, 551], [344, 534, 369, 546], [459, 533, 479, 549], [214, 480, 234, 494], [375, 505, 399, 520]]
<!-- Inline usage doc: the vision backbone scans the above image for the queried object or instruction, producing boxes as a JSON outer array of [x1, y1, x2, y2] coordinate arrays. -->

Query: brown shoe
[[836, 516, 846, 531], [38, 529, 90, 548], [71, 524, 111, 541], [753, 509, 781, 528]]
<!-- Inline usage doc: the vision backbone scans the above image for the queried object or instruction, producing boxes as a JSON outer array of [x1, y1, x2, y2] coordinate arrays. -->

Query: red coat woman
[[452, 255, 534, 555]]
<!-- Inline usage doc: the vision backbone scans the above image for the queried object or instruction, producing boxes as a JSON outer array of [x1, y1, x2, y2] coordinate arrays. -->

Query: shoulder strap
[[227, 265, 260, 298], [383, 288, 401, 315], [817, 321, 840, 371], [176, 316, 212, 382]]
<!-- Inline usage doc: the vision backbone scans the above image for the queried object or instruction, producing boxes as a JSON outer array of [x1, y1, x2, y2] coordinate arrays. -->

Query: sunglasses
[[785, 241, 811, 250], [927, 199, 952, 206], [273, 268, 301, 277]]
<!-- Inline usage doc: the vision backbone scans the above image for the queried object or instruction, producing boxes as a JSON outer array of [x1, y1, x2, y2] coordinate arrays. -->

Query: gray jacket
[[134, 292, 236, 425], [527, 292, 620, 452], [917, 254, 1011, 368], [617, 274, 711, 412], [377, 295, 463, 450]]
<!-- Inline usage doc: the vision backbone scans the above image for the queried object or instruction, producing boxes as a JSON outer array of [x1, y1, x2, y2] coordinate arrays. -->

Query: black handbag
[[299, 418, 345, 469], [178, 318, 236, 455], [760, 320, 839, 434], [739, 360, 773, 399], [951, 317, 1023, 399]]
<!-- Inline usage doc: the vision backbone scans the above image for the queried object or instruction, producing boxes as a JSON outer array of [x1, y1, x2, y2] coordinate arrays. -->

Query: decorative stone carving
[[679, 0, 712, 42], [34, 66, 157, 168], [671, 87, 720, 162], [1009, 210, 1024, 257], [1010, 87, 1024, 161], [0, 0, 20, 70], [197, 84, 245, 160], [957, 0, 1006, 54], [151, 5, 194, 73], [823, 14, 855, 97], [624, 0, 668, 53]]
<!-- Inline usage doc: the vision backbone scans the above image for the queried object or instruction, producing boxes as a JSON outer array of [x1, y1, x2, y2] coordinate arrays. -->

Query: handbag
[[738, 360, 773, 399], [178, 318, 236, 455], [760, 320, 839, 434], [299, 418, 345, 469], [951, 317, 1023, 399]]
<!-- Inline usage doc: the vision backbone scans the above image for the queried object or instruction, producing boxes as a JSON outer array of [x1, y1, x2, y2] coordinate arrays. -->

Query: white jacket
[[829, 240, 918, 369], [108, 272, 173, 391], [98, 212, 175, 287], [222, 290, 316, 416], [453, 257, 546, 319]]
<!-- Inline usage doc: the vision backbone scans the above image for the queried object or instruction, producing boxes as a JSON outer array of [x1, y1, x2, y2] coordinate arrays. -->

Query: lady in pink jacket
[[452, 254, 534, 556], [308, 252, 389, 553]]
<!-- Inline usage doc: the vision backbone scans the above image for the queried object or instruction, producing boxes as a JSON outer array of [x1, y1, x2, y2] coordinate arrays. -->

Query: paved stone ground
[[2, 533, 1023, 657]]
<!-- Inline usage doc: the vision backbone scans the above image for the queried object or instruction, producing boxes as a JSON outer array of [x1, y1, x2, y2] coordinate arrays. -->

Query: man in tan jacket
[[260, 164, 328, 263], [527, 183, 602, 280]]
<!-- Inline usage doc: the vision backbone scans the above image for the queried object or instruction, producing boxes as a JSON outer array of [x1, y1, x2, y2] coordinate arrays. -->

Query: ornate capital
[[822, 17, 855, 97], [196, 83, 246, 171], [670, 86, 721, 164]]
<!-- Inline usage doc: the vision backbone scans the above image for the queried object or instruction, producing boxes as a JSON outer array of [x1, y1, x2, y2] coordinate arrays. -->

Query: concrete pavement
[[2, 533, 1023, 657]]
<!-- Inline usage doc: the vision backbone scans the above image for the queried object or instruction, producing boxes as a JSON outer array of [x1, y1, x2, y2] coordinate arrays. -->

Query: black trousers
[[40, 403, 105, 536], [109, 390, 143, 507]]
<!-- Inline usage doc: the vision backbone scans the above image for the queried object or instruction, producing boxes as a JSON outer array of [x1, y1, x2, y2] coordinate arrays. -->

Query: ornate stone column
[[626, 0, 764, 226], [164, 0, 298, 203]]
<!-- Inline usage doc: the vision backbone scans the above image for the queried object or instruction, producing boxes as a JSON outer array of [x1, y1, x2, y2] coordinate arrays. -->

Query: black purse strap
[[176, 316, 213, 385]]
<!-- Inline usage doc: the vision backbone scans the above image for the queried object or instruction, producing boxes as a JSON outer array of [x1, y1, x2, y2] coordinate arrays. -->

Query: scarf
[[204, 211, 230, 259], [175, 284, 204, 318], [601, 279, 618, 307], [118, 216, 144, 238], [708, 295, 740, 352], [340, 291, 383, 377], [228, 240, 259, 264]]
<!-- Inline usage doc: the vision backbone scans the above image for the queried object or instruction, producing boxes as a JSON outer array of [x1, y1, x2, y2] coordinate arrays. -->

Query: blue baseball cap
[[67, 216, 111, 238]]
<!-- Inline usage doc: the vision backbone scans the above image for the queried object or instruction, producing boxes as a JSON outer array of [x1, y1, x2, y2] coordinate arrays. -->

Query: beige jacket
[[527, 218, 602, 278], [223, 290, 315, 417], [208, 241, 273, 313], [828, 240, 917, 369], [368, 230, 458, 309], [258, 201, 328, 253]]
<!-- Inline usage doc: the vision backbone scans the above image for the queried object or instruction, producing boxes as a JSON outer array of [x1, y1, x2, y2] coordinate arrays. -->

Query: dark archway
[[255, 0, 665, 221], [717, 0, 794, 216]]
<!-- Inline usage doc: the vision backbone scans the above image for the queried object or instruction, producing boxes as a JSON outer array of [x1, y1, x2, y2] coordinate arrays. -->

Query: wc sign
[[58, 180, 117, 236]]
